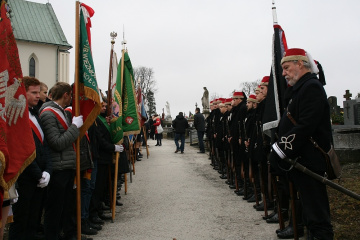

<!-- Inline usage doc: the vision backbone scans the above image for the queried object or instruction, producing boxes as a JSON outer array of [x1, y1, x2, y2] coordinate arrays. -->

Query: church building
[[8, 0, 72, 88]]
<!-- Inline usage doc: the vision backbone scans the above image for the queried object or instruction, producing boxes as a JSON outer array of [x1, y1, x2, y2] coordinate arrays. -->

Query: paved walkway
[[93, 139, 283, 240]]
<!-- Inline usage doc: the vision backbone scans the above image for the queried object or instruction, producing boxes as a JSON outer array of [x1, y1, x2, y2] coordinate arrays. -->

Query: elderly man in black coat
[[194, 107, 206, 153], [270, 48, 333, 240]]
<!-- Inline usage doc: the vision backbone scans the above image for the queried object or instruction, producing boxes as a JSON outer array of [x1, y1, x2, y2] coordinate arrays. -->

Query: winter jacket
[[194, 112, 205, 132], [153, 117, 161, 134], [39, 101, 79, 171], [172, 115, 189, 134]]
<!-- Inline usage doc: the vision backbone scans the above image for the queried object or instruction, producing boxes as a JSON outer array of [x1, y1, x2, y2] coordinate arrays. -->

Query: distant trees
[[146, 90, 157, 117], [240, 80, 261, 97], [133, 66, 157, 117], [210, 92, 220, 101]]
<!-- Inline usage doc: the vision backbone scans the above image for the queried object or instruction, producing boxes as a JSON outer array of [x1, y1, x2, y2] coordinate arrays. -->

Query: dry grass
[[328, 163, 360, 240]]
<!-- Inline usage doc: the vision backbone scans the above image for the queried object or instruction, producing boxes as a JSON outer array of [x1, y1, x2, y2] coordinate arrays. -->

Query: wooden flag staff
[[74, 2, 81, 239]]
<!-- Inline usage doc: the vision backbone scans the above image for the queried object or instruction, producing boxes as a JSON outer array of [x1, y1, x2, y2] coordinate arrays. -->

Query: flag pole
[[111, 34, 127, 222], [111, 152, 119, 222], [272, 0, 278, 25], [142, 125, 149, 158], [107, 32, 117, 115], [74, 2, 81, 240], [107, 32, 117, 222]]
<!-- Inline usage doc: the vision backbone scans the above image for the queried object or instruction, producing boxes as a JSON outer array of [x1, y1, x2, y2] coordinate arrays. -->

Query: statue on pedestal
[[201, 87, 209, 112], [165, 101, 171, 119]]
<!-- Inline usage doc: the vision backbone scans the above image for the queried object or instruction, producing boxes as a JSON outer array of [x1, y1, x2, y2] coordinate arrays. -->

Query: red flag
[[0, 0, 36, 208]]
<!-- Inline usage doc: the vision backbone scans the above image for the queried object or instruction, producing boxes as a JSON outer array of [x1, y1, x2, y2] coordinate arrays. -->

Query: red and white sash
[[29, 112, 44, 144], [40, 106, 69, 130]]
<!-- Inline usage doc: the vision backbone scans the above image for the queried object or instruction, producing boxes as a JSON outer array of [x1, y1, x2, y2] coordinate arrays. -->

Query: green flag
[[77, 6, 101, 139], [110, 51, 140, 144]]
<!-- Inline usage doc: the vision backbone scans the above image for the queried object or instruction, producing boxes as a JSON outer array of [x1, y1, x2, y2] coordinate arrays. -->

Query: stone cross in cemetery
[[343, 90, 360, 125], [328, 96, 340, 116], [343, 90, 352, 100]]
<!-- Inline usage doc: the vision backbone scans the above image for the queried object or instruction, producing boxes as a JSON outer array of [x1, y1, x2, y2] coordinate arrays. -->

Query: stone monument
[[201, 87, 210, 113], [165, 101, 171, 120], [328, 96, 341, 117], [342, 90, 360, 125], [332, 90, 360, 163]]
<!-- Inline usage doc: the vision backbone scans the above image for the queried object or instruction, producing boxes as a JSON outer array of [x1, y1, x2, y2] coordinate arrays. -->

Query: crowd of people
[[3, 79, 137, 240], [204, 48, 334, 240], [1, 47, 334, 240]]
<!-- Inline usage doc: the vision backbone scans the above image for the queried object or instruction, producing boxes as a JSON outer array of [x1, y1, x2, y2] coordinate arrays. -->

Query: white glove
[[10, 189, 19, 204], [72, 115, 83, 128], [114, 144, 124, 152], [37, 171, 50, 188]]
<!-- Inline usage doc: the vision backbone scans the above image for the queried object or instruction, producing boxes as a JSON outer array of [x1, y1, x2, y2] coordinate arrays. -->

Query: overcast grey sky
[[31, 0, 360, 117]]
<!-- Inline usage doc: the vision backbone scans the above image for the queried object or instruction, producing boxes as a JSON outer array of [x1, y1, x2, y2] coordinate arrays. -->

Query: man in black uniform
[[214, 100, 228, 179], [244, 94, 260, 203], [210, 99, 221, 169], [270, 48, 333, 240], [223, 98, 232, 182], [194, 107, 206, 153], [228, 91, 247, 195]]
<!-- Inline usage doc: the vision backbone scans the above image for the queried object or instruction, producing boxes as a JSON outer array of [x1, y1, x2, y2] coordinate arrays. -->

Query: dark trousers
[[290, 169, 333, 240], [90, 164, 109, 218], [174, 133, 185, 152], [197, 131, 205, 152], [9, 177, 44, 240], [81, 160, 97, 219], [44, 169, 75, 240]]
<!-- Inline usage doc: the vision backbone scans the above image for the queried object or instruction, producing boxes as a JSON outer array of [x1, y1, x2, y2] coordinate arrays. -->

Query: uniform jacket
[[229, 101, 247, 143], [206, 111, 215, 140], [39, 101, 79, 171], [245, 108, 257, 153], [20, 107, 52, 182], [194, 112, 205, 132], [272, 72, 332, 172], [215, 112, 227, 150], [95, 116, 115, 165]]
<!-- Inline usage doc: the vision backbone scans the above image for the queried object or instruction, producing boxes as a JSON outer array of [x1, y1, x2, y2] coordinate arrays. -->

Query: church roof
[[8, 0, 72, 49]]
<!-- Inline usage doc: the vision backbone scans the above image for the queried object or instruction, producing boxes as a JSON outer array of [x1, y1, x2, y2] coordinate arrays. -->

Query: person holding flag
[[269, 48, 333, 239], [8, 77, 51, 240], [0, 1, 36, 237], [39, 82, 83, 240], [90, 100, 123, 224]]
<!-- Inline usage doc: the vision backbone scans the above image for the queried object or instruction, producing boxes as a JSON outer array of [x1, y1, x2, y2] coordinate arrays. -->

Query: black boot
[[277, 224, 304, 239], [88, 220, 102, 231], [81, 219, 98, 235], [266, 209, 289, 223]]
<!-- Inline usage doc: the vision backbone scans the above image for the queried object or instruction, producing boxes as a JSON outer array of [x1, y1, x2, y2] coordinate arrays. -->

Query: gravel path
[[93, 139, 285, 240]]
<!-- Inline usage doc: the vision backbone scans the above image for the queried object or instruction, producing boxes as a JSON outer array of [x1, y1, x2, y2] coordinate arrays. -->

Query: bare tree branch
[[240, 79, 261, 96]]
